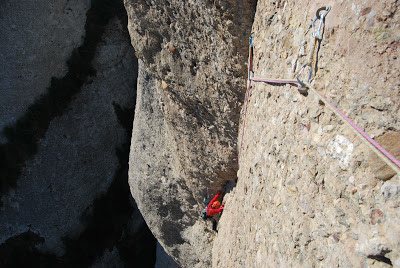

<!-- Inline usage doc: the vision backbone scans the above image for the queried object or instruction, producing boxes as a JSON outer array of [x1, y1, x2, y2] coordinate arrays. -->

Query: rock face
[[214, 0, 400, 267], [369, 131, 400, 181], [125, 0, 257, 266], [0, 0, 90, 141], [1, 0, 398, 266], [1, 16, 137, 253], [0, 0, 156, 266]]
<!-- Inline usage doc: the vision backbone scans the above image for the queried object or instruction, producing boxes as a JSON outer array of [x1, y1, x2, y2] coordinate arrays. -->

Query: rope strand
[[239, 7, 399, 175]]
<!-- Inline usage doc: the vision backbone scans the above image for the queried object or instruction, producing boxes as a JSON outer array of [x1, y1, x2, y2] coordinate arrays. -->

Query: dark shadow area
[[118, 223, 157, 267], [0, 0, 125, 205], [0, 87, 157, 268], [368, 253, 393, 266], [0, 231, 63, 267], [62, 101, 156, 267], [0, 0, 157, 266], [223, 179, 237, 195]]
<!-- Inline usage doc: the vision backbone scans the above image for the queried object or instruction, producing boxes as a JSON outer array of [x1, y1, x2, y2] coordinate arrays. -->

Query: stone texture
[[0, 11, 147, 264], [125, 0, 256, 266], [129, 60, 216, 267], [369, 131, 400, 181], [0, 0, 90, 141], [214, 0, 400, 267], [327, 134, 354, 170]]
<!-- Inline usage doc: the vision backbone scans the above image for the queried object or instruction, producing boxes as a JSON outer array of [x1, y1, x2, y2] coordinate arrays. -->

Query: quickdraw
[[297, 6, 331, 83], [239, 7, 400, 175]]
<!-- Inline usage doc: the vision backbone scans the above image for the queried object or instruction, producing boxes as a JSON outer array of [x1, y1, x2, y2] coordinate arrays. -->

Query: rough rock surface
[[0, 17, 137, 253], [369, 131, 400, 181], [0, 1, 157, 265], [214, 0, 400, 267], [0, 0, 90, 140], [125, 0, 257, 266]]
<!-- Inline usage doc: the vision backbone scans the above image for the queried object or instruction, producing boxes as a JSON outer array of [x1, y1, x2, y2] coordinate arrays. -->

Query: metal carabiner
[[248, 33, 255, 80], [296, 6, 331, 84], [312, 6, 331, 40]]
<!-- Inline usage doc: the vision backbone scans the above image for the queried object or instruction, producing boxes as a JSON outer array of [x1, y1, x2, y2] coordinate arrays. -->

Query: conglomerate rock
[[125, 0, 257, 266], [214, 0, 400, 267]]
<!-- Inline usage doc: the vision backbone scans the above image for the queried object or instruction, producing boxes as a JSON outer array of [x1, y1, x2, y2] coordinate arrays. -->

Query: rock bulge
[[125, 0, 256, 266]]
